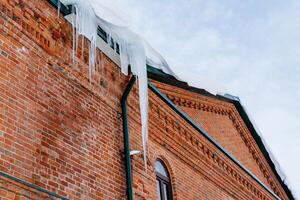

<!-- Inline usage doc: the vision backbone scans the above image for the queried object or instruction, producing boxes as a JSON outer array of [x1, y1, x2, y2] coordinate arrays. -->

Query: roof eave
[[147, 65, 295, 200]]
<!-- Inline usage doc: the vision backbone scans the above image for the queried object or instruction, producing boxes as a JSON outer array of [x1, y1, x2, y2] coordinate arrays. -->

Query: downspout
[[121, 76, 136, 200]]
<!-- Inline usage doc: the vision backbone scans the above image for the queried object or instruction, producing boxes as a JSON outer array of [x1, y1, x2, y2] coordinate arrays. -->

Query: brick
[[0, 0, 290, 200]]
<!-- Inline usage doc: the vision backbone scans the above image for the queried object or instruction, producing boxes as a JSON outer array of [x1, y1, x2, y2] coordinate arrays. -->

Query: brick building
[[0, 0, 294, 199]]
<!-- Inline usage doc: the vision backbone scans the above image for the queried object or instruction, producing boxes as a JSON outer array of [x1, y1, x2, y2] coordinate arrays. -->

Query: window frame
[[155, 159, 173, 200]]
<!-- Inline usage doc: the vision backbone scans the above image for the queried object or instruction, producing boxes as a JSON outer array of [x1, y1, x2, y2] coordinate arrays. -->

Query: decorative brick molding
[[152, 82, 286, 199], [147, 96, 274, 200]]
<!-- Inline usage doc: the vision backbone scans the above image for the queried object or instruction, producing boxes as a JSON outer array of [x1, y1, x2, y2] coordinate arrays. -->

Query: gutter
[[0, 171, 68, 200], [121, 76, 136, 200], [148, 81, 281, 200], [48, 0, 72, 15], [148, 66, 294, 199], [118, 74, 282, 200]]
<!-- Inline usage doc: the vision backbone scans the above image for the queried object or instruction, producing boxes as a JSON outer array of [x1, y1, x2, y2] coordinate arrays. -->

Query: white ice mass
[[61, 0, 195, 170], [62, 0, 154, 169]]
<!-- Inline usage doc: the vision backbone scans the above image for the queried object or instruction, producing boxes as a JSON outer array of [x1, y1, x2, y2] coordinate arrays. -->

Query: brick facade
[[0, 0, 291, 199]]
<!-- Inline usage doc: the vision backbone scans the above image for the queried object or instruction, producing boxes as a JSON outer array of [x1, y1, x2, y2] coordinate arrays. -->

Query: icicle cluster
[[62, 0, 157, 169], [60, 0, 221, 170]]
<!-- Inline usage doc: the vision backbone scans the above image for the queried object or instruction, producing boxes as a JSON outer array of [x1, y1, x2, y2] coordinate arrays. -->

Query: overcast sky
[[112, 0, 300, 197]]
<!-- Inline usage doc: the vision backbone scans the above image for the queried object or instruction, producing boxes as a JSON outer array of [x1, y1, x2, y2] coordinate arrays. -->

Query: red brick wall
[[0, 0, 131, 199], [0, 0, 289, 199], [180, 106, 271, 185]]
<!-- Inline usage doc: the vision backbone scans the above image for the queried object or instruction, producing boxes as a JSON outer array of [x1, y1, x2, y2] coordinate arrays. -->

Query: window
[[155, 159, 172, 200]]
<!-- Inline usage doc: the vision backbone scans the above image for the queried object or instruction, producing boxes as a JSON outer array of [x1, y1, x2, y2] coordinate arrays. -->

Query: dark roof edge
[[220, 97, 295, 200], [147, 65, 295, 200]]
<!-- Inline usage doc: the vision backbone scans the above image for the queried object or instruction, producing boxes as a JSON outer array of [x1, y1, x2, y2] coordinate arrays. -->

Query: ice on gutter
[[59, 0, 229, 170]]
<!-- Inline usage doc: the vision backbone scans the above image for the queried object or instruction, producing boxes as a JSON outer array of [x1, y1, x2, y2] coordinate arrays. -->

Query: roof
[[147, 65, 295, 200], [49, 1, 294, 198]]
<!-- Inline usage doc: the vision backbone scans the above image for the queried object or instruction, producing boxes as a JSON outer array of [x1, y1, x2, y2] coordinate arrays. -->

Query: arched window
[[155, 159, 172, 200]]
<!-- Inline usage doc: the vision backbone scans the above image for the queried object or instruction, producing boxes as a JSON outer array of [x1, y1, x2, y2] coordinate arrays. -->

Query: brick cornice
[[147, 94, 276, 200], [152, 82, 287, 199]]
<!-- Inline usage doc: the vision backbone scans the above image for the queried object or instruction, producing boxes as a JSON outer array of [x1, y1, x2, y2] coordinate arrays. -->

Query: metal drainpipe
[[121, 76, 136, 200]]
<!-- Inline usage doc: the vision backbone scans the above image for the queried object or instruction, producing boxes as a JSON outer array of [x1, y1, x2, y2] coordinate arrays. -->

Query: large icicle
[[63, 0, 149, 168], [61, 0, 228, 170]]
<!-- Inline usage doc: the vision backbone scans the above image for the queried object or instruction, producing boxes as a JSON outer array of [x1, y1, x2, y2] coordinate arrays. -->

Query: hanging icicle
[[71, 5, 77, 65], [63, 0, 169, 170]]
